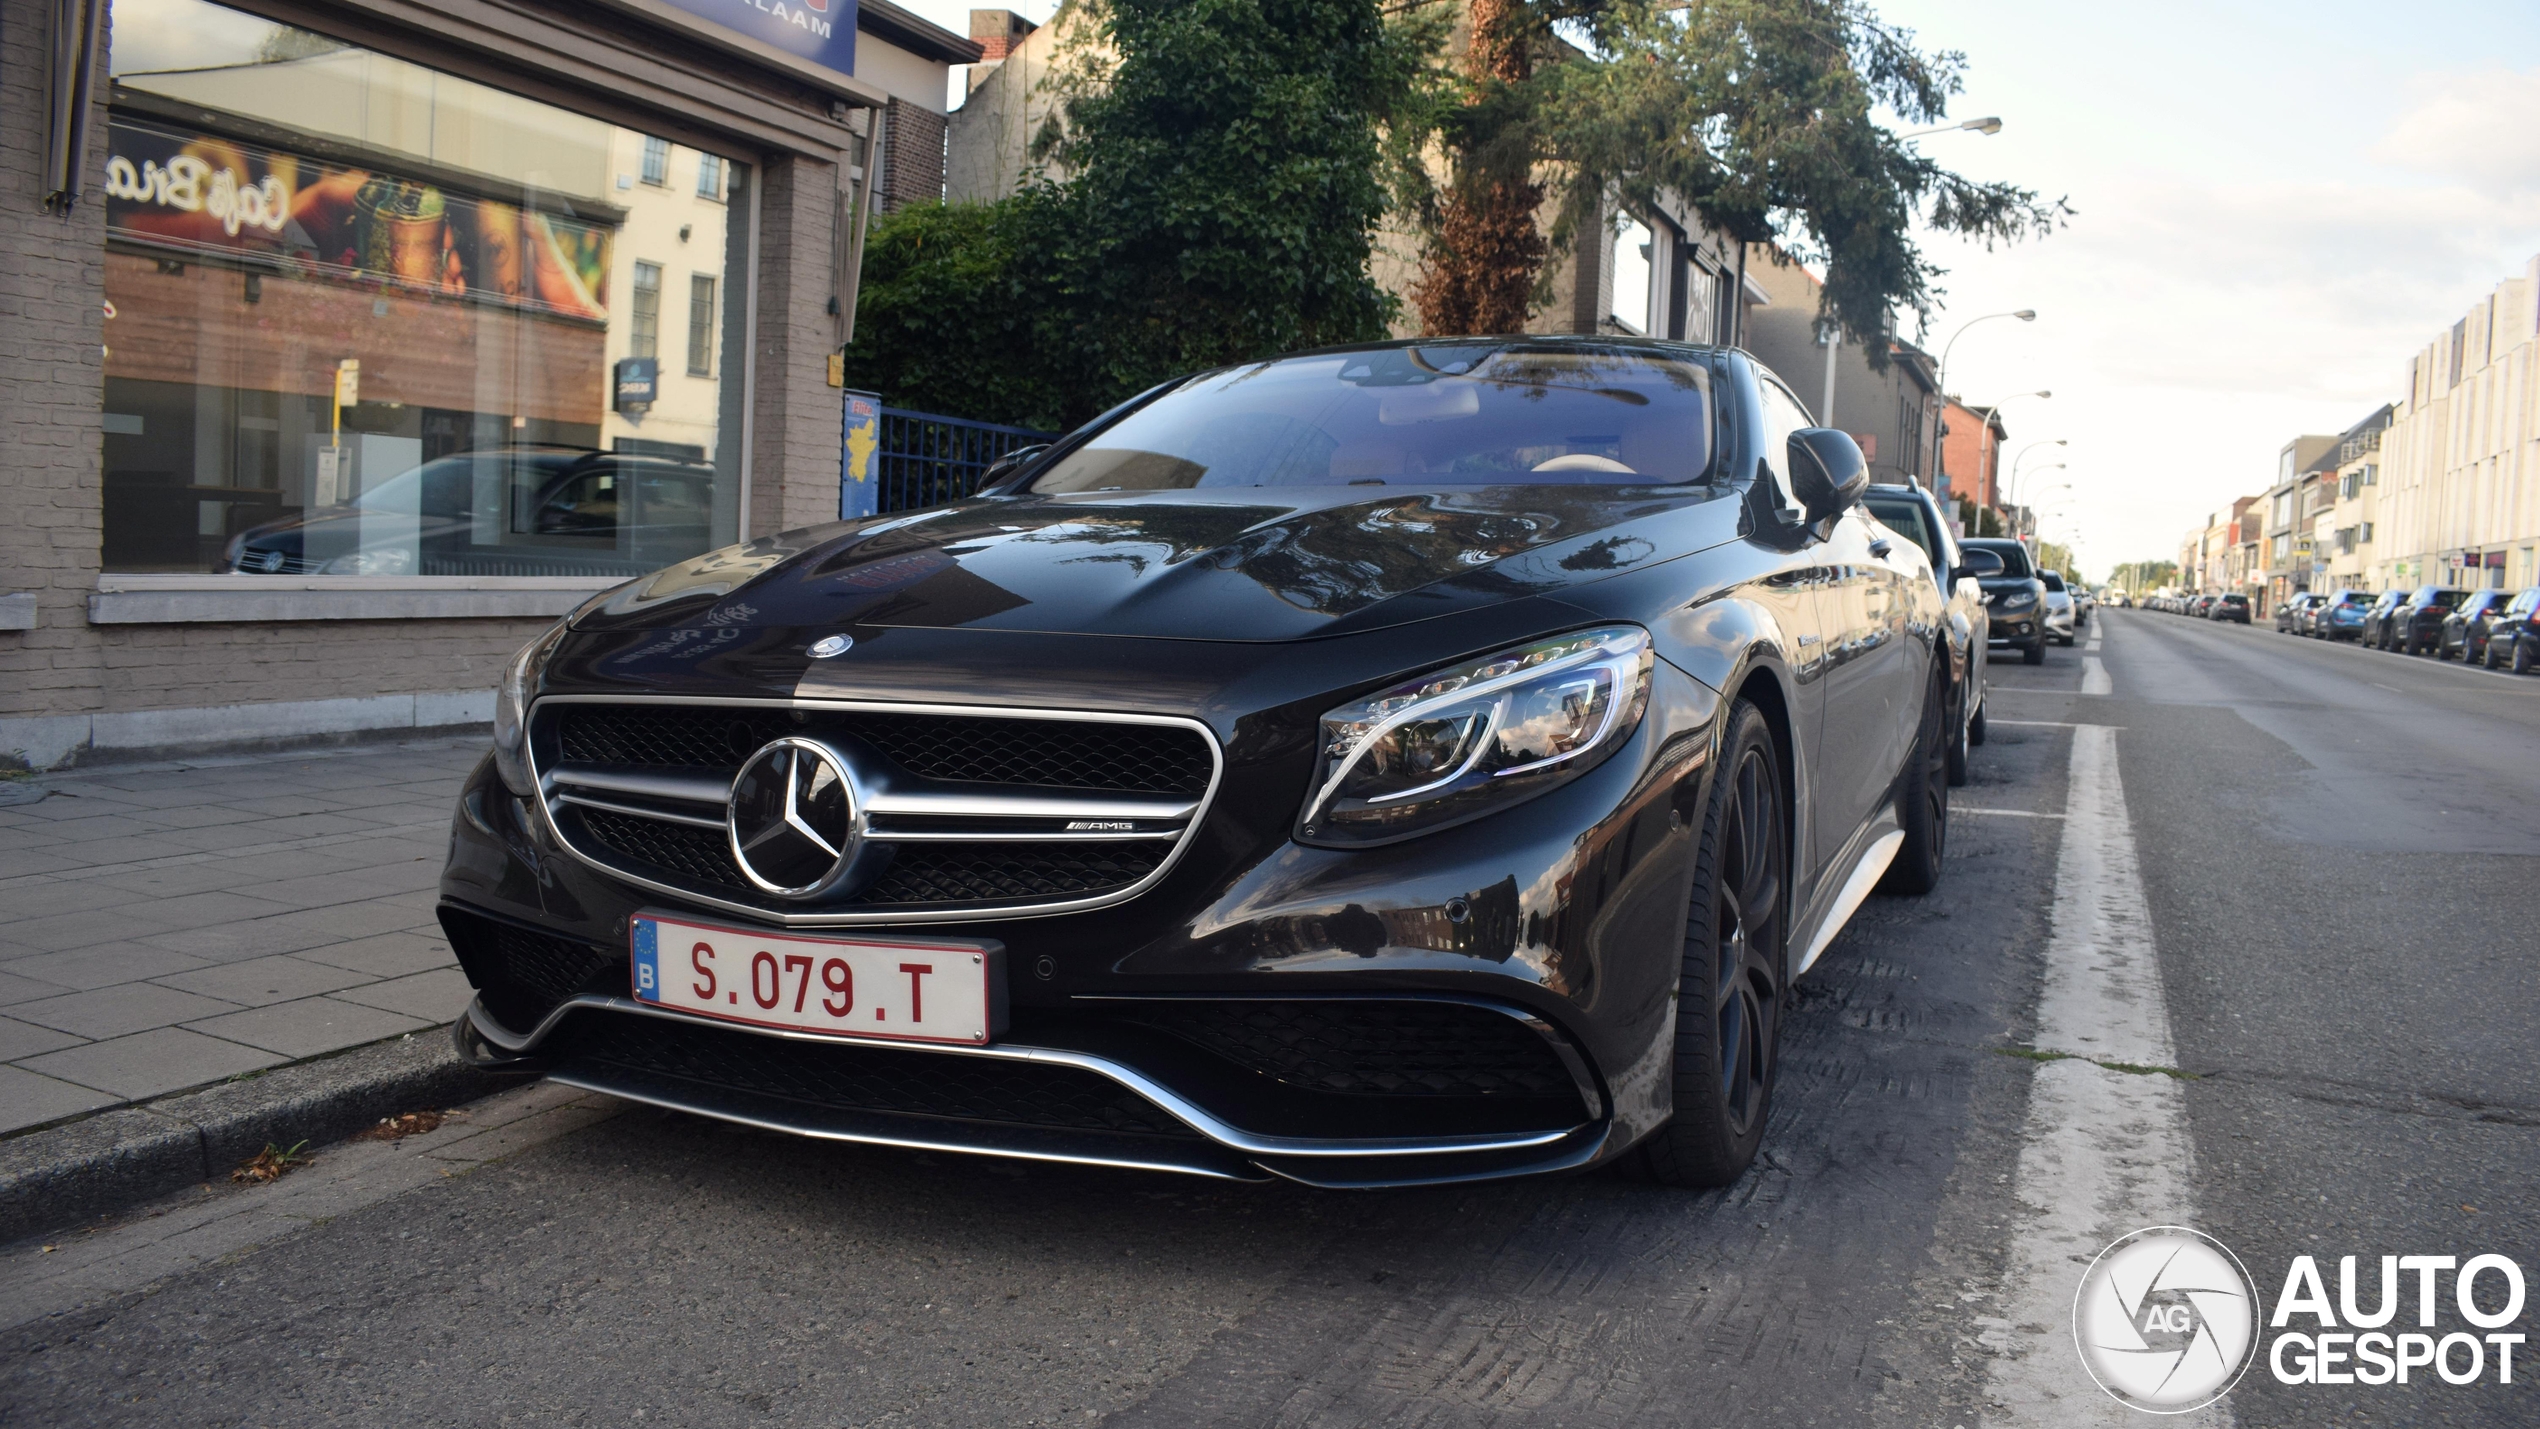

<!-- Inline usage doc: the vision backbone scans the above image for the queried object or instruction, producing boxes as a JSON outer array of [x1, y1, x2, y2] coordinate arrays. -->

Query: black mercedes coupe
[[439, 338, 1953, 1189]]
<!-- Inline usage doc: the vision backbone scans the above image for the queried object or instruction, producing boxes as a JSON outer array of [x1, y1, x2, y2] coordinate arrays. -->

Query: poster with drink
[[103, 117, 613, 323]]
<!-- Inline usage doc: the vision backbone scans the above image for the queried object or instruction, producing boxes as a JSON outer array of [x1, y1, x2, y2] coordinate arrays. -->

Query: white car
[[2041, 571, 2078, 645]]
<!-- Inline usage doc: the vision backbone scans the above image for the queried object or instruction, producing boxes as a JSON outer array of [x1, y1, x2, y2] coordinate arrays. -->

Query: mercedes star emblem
[[727, 738, 865, 898], [808, 634, 853, 659]]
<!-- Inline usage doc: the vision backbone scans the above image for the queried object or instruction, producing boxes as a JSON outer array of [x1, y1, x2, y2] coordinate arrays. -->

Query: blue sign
[[841, 390, 882, 519], [613, 356, 659, 412], [657, 0, 857, 78]]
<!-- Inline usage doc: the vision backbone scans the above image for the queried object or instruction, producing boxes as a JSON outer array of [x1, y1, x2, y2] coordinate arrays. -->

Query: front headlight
[[1997, 589, 2037, 610], [1298, 626, 1652, 847], [321, 548, 416, 576], [491, 620, 568, 797]]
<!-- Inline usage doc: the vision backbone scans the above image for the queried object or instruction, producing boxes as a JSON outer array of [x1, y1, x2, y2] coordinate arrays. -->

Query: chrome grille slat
[[529, 696, 1223, 927]]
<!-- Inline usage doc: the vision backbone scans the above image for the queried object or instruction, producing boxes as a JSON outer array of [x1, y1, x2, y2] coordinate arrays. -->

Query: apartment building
[[2375, 254, 2540, 592]]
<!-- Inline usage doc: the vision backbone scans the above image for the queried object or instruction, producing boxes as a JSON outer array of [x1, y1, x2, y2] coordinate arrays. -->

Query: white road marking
[[2081, 657, 2111, 695], [0, 1081, 622, 1333], [1977, 726, 2226, 1427], [1989, 719, 2116, 729], [1955, 807, 2066, 819]]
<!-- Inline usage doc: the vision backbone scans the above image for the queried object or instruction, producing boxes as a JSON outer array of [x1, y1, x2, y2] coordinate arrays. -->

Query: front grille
[[556, 706, 1210, 795], [556, 1011, 1199, 1139], [541, 700, 1216, 920], [1118, 1000, 1580, 1100], [860, 843, 1166, 905], [560, 707, 796, 770], [440, 906, 620, 1031], [575, 807, 1168, 909]]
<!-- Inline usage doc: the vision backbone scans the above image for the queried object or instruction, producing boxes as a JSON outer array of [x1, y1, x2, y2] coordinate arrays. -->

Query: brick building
[[0, 0, 975, 770]]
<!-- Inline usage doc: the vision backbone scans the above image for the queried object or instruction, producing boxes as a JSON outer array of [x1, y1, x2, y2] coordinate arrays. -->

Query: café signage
[[103, 117, 615, 323], [654, 0, 857, 78]]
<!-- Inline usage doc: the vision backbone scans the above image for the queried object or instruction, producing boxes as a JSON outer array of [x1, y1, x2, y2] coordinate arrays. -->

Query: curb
[[0, 1028, 525, 1245]]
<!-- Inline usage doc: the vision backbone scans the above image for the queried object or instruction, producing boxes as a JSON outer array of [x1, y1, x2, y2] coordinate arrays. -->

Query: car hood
[[568, 485, 1740, 643]]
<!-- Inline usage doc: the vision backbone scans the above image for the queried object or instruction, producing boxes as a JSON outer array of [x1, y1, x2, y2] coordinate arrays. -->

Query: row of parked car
[[2148, 584, 2540, 671], [2280, 586, 2540, 670], [2143, 591, 2251, 623]]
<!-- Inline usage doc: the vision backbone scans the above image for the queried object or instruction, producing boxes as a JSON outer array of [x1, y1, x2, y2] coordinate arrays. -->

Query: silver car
[[2041, 570, 2077, 645]]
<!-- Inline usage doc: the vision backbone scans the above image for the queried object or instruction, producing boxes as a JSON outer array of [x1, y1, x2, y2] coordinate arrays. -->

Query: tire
[[2484, 639, 2502, 670], [1637, 701, 1787, 1190], [1968, 700, 1988, 747], [2517, 639, 2535, 676], [2023, 635, 2046, 666], [2405, 630, 2426, 657], [1880, 662, 1950, 897]]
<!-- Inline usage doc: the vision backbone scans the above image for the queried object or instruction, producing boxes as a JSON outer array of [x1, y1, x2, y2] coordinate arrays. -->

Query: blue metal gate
[[842, 404, 1056, 520]]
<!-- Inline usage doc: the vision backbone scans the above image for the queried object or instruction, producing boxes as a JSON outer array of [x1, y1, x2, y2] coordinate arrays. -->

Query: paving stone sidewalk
[[0, 737, 487, 1136]]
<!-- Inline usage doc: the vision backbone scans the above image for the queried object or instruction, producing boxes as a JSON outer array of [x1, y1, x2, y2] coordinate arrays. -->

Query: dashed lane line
[[2081, 657, 2112, 695], [1976, 725, 2225, 1427], [1955, 807, 2066, 819]]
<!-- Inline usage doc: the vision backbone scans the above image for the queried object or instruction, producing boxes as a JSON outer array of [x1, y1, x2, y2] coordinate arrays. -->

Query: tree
[[832, 196, 1079, 430], [1040, 0, 1434, 403], [1404, 0, 2068, 350], [840, 0, 1438, 429]]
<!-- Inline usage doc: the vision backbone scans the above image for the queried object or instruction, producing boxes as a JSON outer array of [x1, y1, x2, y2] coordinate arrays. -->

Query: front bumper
[[436, 660, 1721, 1188]]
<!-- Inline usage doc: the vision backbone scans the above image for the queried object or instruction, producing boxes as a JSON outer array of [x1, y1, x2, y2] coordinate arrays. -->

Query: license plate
[[631, 914, 999, 1046]]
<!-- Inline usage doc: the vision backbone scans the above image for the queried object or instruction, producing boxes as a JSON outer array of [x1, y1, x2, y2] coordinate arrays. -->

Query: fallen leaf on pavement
[[353, 1111, 449, 1142], [232, 1141, 316, 1183]]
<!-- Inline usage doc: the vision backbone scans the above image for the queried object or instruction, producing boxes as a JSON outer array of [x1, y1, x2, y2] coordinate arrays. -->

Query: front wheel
[[1968, 700, 1989, 747], [1946, 682, 1971, 787], [1638, 701, 1787, 1190], [2023, 636, 2046, 666], [2516, 639, 2535, 675]]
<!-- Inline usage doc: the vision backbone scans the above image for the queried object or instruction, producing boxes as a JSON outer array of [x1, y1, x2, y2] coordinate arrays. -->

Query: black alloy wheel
[[2516, 638, 2535, 675], [2023, 633, 2046, 666], [1968, 699, 1988, 747], [1880, 660, 1950, 896], [1640, 700, 1786, 1189], [2484, 638, 2503, 670]]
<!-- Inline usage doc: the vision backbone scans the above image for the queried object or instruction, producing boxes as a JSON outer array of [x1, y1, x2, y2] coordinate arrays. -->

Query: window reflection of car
[[222, 448, 715, 577], [1862, 482, 1990, 787]]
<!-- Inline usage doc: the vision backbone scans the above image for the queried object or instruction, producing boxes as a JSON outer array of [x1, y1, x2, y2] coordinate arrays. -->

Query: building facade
[[2375, 253, 2540, 593], [1741, 253, 1943, 489], [0, 0, 973, 770], [2318, 406, 2392, 593]]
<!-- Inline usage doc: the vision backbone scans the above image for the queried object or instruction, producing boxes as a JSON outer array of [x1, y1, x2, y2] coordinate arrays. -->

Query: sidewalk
[[0, 737, 487, 1136]]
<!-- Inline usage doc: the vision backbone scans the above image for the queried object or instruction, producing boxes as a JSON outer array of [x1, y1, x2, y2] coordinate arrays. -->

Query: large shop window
[[101, 0, 749, 577]]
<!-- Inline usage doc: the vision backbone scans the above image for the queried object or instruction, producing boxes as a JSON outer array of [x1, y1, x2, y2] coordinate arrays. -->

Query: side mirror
[[976, 444, 1051, 492], [1786, 428, 1868, 521], [1956, 547, 2004, 579]]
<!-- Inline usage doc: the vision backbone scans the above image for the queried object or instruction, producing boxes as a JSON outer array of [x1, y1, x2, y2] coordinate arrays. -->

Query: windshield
[[2041, 572, 2066, 592], [1028, 344, 1712, 493], [350, 452, 585, 518], [1963, 539, 2034, 578]]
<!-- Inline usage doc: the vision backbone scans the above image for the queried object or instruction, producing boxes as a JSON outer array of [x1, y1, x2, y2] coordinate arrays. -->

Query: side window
[[1753, 379, 1813, 516]]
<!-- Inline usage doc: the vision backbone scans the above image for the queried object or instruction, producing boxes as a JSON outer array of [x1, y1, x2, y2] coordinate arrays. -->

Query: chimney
[[969, 9, 1038, 63]]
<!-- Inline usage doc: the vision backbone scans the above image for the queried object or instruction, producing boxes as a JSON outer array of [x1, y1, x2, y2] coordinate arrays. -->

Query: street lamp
[[2011, 439, 2067, 481], [1927, 309, 2037, 494], [2008, 461, 2065, 513], [1898, 117, 2004, 139], [1969, 393, 2049, 509]]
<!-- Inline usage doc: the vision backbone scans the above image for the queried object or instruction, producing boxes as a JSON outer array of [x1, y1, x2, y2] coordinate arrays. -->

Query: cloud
[[2372, 68, 2540, 190]]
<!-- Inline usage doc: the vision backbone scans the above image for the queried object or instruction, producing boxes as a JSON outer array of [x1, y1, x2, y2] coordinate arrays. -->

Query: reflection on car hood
[[570, 486, 1739, 642]]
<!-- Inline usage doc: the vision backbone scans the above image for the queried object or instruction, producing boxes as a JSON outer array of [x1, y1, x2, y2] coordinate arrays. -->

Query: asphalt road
[[3, 611, 2533, 1427]]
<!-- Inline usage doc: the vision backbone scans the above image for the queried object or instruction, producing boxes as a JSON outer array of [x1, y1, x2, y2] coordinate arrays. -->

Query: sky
[[899, 1, 2540, 578]]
